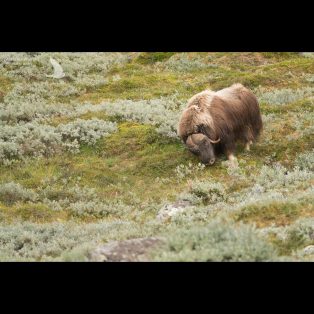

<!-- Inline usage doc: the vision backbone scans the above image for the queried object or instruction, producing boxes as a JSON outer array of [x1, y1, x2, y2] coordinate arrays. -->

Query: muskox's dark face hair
[[199, 137, 216, 165], [186, 133, 216, 165]]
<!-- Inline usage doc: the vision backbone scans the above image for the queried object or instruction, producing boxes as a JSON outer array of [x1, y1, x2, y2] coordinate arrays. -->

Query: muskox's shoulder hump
[[187, 90, 215, 108], [230, 83, 245, 90]]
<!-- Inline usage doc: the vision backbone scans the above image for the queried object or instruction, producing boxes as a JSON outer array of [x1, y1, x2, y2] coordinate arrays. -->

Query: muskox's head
[[186, 133, 219, 165]]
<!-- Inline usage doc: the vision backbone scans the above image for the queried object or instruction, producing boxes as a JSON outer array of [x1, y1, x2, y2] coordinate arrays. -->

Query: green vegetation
[[0, 52, 313, 261], [134, 52, 176, 64], [235, 199, 314, 227]]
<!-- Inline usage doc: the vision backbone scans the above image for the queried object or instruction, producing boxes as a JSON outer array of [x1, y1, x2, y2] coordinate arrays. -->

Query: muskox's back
[[211, 83, 263, 140], [178, 83, 262, 145]]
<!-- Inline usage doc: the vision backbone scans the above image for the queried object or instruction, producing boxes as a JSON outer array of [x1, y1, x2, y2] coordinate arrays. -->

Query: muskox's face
[[186, 133, 216, 165]]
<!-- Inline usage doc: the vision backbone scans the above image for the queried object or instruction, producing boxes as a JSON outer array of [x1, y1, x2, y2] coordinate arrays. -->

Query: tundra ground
[[0, 52, 313, 261]]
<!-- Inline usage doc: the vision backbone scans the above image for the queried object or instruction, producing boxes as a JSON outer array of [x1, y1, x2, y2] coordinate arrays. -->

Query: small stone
[[157, 200, 191, 221], [303, 245, 314, 255]]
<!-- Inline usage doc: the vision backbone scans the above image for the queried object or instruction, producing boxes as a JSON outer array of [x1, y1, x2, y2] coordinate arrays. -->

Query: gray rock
[[89, 237, 163, 262], [157, 200, 192, 221], [303, 245, 314, 255]]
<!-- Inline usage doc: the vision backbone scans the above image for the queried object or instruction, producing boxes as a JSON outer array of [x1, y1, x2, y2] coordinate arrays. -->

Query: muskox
[[177, 83, 263, 165]]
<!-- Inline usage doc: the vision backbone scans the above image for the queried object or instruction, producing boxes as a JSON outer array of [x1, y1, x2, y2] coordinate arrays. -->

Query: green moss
[[135, 52, 176, 64], [261, 98, 314, 115], [260, 52, 299, 60], [210, 70, 286, 90], [261, 58, 314, 77], [99, 73, 181, 100], [253, 132, 314, 168], [76, 53, 314, 105], [270, 230, 309, 256], [100, 122, 161, 157], [78, 71, 182, 102], [0, 160, 61, 190], [235, 200, 314, 227], [208, 56, 314, 90], [0, 76, 13, 99], [49, 111, 110, 128], [135, 142, 190, 177], [17, 122, 187, 204], [0, 203, 68, 223], [98, 122, 190, 178]]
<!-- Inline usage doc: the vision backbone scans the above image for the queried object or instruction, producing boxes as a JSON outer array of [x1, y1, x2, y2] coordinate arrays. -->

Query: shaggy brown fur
[[178, 83, 263, 158]]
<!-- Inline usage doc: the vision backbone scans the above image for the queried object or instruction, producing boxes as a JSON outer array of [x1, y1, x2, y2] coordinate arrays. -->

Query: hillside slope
[[0, 52, 313, 261]]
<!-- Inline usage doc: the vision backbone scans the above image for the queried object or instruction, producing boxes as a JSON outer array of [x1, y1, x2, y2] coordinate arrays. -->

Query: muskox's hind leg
[[244, 127, 254, 152], [245, 140, 253, 151]]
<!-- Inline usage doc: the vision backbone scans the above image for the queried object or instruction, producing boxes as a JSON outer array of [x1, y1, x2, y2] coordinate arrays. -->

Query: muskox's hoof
[[226, 158, 239, 168]]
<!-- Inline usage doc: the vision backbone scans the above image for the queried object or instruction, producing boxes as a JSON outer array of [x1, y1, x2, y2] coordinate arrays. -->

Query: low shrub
[[0, 182, 38, 205], [151, 219, 278, 261]]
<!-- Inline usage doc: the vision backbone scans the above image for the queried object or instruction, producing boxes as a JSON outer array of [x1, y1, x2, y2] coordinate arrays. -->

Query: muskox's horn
[[208, 137, 220, 144]]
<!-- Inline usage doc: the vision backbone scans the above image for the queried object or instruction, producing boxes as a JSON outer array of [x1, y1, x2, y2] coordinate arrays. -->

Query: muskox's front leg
[[228, 153, 237, 161], [224, 141, 238, 167], [227, 153, 238, 168]]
